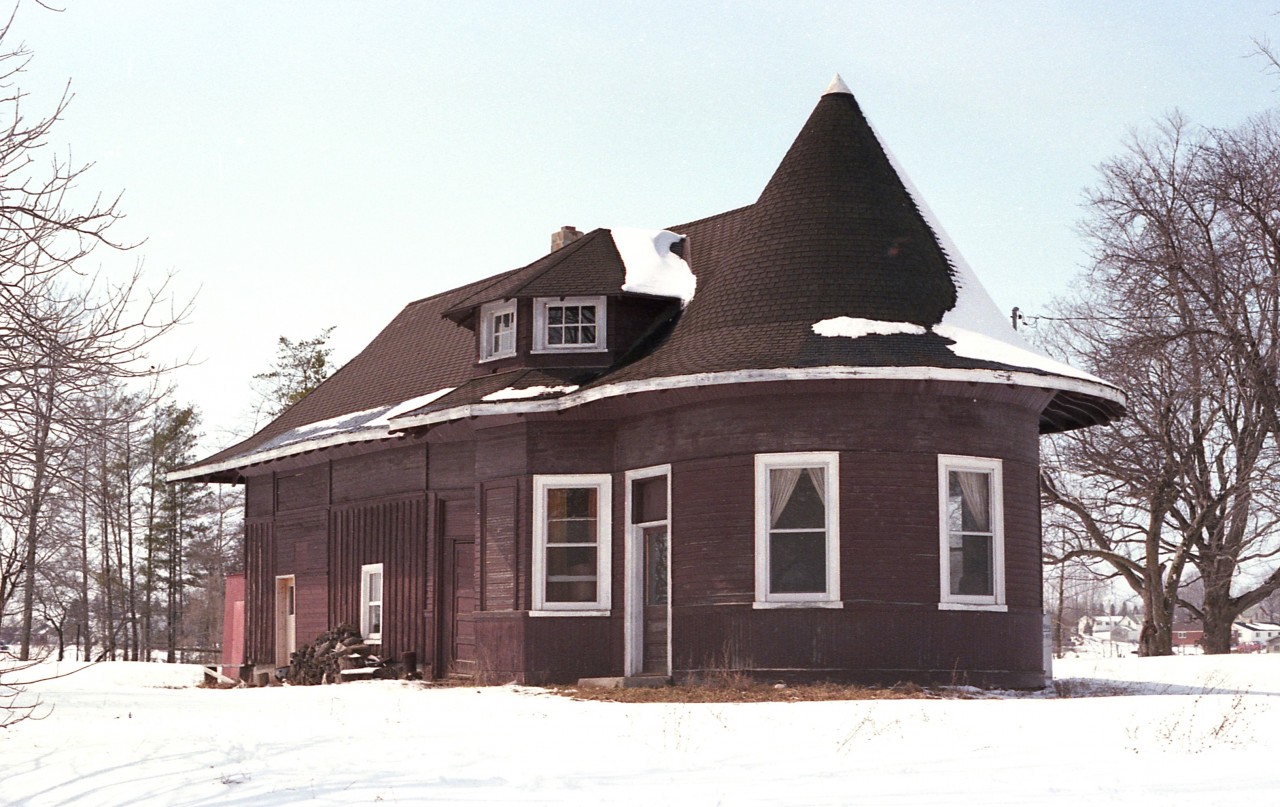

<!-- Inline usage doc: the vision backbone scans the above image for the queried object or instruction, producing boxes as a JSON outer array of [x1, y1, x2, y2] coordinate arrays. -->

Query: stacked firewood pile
[[284, 624, 395, 684]]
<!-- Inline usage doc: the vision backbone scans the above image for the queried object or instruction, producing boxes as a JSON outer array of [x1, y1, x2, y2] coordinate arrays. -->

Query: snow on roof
[[812, 317, 926, 338], [868, 119, 1107, 386], [613, 228, 696, 305], [823, 73, 852, 96], [166, 386, 455, 481], [481, 384, 580, 402]]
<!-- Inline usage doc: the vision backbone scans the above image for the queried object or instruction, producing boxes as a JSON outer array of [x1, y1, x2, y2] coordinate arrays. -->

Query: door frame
[[274, 574, 296, 667], [434, 491, 477, 679], [624, 464, 672, 677]]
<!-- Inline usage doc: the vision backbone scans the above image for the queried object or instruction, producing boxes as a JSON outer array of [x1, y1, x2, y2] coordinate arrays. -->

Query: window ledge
[[937, 602, 1008, 612], [529, 609, 611, 618], [753, 600, 844, 610], [530, 347, 608, 355]]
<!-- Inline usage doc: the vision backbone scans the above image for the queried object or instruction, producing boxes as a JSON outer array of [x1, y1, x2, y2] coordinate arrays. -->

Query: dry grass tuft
[[549, 680, 944, 704]]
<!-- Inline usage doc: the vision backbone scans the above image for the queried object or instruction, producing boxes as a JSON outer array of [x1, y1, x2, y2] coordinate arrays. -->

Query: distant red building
[[221, 573, 246, 679], [1172, 622, 1203, 648]]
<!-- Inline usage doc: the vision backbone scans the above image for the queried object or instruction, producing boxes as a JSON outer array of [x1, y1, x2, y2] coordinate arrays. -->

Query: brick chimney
[[550, 225, 583, 252]]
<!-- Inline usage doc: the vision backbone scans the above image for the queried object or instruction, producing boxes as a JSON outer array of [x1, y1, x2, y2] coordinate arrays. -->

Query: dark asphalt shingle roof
[[182, 81, 1123, 479]]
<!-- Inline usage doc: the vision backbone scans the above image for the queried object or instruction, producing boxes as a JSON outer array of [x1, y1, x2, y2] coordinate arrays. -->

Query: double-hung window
[[360, 563, 384, 642], [479, 300, 516, 361], [532, 474, 612, 614], [938, 455, 1005, 610], [754, 452, 840, 607], [533, 296, 606, 352]]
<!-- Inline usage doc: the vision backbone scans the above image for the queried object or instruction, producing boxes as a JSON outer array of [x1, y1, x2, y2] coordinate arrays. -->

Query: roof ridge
[[668, 203, 753, 232]]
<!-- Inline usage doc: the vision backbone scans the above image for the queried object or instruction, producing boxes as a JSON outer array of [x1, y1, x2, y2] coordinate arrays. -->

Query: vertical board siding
[[481, 483, 517, 611], [276, 509, 329, 645], [329, 496, 429, 666], [244, 519, 275, 664]]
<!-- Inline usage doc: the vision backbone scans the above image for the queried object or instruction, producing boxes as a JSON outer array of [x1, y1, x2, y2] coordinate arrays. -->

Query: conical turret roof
[[589, 77, 1124, 431]]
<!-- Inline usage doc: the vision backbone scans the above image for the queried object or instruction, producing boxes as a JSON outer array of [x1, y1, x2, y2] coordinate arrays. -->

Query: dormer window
[[534, 296, 607, 352], [479, 300, 517, 361]]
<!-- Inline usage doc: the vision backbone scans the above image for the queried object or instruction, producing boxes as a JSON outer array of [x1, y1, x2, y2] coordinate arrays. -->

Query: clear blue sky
[[10, 1, 1280, 448]]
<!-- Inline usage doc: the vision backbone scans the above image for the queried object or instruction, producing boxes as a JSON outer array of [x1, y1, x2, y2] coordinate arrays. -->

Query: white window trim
[[937, 454, 1006, 611], [532, 473, 612, 614], [360, 563, 384, 643], [479, 299, 517, 362], [754, 452, 841, 607], [532, 295, 607, 353], [624, 463, 672, 676]]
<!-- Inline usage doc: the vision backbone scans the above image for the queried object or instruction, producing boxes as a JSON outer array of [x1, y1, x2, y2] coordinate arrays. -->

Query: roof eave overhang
[[388, 365, 1126, 431], [172, 366, 1123, 481], [166, 428, 396, 483]]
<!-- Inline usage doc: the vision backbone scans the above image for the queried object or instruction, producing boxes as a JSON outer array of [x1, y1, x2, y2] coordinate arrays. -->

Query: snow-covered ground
[[2, 654, 1277, 806]]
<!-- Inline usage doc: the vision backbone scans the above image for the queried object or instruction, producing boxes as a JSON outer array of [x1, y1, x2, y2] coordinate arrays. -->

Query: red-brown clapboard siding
[[331, 444, 427, 504], [475, 426, 528, 481], [427, 440, 475, 491], [842, 450, 939, 605], [245, 475, 273, 518], [243, 519, 274, 664], [480, 482, 518, 612], [670, 455, 755, 606], [526, 420, 614, 475], [274, 465, 329, 512], [671, 603, 1044, 687]]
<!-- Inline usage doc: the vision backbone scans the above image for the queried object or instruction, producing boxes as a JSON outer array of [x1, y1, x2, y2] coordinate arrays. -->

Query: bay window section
[[938, 455, 1005, 610], [754, 452, 840, 607], [533, 474, 612, 614]]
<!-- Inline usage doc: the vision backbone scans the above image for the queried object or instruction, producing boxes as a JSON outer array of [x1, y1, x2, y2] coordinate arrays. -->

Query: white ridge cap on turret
[[823, 73, 852, 96]]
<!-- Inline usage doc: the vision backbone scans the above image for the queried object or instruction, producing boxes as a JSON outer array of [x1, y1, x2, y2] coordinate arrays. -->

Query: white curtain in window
[[955, 471, 989, 529], [770, 468, 802, 527], [806, 467, 826, 506]]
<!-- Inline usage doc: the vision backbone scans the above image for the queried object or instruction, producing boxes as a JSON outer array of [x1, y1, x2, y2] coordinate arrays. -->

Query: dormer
[[445, 227, 694, 375]]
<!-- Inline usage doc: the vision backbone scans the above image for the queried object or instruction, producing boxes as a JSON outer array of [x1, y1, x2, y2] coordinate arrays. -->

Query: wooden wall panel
[[526, 421, 613, 475], [243, 519, 274, 664], [428, 440, 475, 490], [275, 466, 328, 512], [671, 602, 1044, 687], [842, 451, 939, 605], [245, 475, 273, 518], [481, 483, 517, 611], [331, 445, 427, 504], [329, 496, 429, 666], [272, 509, 329, 648], [475, 426, 527, 481], [671, 456, 755, 606]]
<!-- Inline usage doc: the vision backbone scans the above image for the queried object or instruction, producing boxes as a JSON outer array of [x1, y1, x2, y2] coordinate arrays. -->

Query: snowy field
[[2, 654, 1278, 806]]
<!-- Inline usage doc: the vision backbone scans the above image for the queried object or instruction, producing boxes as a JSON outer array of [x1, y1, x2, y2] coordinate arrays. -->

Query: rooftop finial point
[[823, 73, 852, 96]]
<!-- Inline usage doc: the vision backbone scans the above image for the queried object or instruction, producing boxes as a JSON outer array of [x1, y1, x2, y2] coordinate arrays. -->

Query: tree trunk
[[18, 382, 55, 660]]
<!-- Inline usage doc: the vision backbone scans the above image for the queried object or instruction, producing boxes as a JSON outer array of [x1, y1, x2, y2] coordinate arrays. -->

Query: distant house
[[1233, 622, 1280, 651], [1172, 622, 1203, 648], [1078, 614, 1142, 643], [173, 76, 1124, 687]]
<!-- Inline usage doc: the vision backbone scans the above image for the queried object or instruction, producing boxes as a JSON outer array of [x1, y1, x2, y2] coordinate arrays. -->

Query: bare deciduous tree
[[1040, 110, 1280, 655]]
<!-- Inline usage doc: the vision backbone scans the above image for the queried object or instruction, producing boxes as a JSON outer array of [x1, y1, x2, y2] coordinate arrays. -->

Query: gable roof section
[[444, 228, 628, 321], [173, 273, 508, 481]]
